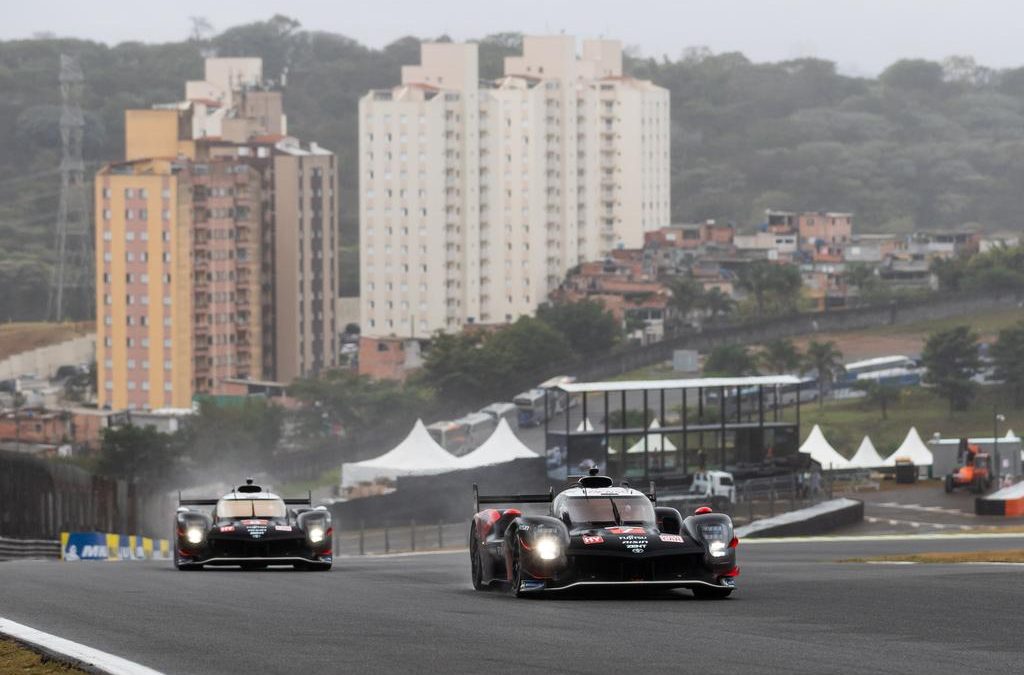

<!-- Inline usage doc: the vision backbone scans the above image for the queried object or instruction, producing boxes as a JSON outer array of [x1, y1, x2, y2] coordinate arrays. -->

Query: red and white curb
[[0, 616, 163, 674]]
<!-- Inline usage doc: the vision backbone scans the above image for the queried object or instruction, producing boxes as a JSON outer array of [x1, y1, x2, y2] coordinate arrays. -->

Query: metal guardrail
[[0, 536, 60, 560]]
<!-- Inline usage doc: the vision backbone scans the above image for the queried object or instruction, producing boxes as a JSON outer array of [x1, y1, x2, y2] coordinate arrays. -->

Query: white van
[[478, 402, 518, 429], [689, 470, 736, 503]]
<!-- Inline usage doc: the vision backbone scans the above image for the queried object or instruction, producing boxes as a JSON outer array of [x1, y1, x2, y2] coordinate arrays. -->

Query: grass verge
[[843, 550, 1024, 564], [0, 637, 87, 673]]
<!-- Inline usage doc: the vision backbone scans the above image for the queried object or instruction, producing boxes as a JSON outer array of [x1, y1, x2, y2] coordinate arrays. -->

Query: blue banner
[[60, 532, 110, 561]]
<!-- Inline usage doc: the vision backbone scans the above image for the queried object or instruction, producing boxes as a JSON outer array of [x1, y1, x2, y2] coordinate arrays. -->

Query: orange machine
[[945, 439, 992, 494]]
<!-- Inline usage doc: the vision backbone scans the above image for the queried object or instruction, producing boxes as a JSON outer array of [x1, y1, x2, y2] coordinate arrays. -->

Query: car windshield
[[566, 496, 655, 526], [216, 498, 286, 520]]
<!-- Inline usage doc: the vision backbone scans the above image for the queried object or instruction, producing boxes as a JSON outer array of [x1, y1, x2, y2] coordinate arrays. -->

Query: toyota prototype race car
[[469, 469, 739, 598], [174, 479, 333, 571]]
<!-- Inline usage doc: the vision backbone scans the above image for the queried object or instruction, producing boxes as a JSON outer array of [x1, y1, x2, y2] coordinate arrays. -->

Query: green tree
[[536, 299, 620, 357], [990, 320, 1024, 407], [181, 399, 284, 470], [703, 344, 759, 377], [737, 261, 802, 315], [921, 326, 981, 411], [96, 424, 179, 486], [804, 340, 844, 406], [854, 380, 903, 420], [700, 287, 736, 319], [759, 338, 801, 374], [665, 277, 704, 323]]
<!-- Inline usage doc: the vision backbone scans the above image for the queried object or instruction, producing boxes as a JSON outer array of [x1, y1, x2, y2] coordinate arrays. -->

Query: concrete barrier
[[0, 536, 60, 560], [975, 481, 1024, 516], [735, 498, 864, 538]]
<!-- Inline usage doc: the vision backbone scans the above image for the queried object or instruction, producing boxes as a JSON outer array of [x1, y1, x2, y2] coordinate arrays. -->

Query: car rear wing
[[177, 491, 313, 507], [473, 484, 554, 514], [564, 476, 658, 504]]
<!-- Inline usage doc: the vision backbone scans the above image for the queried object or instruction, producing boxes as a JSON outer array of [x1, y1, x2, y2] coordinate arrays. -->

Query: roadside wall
[[0, 335, 95, 380]]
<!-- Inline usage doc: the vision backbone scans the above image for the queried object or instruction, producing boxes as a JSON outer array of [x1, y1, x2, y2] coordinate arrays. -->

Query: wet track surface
[[2, 536, 1023, 674]]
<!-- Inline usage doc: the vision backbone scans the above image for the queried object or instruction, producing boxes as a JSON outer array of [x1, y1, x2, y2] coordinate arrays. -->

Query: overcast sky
[[4, 0, 1022, 76]]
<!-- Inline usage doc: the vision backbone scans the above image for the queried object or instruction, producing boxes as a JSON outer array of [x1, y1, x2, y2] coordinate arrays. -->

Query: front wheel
[[692, 585, 733, 600], [508, 542, 525, 598], [944, 476, 954, 493], [470, 529, 486, 591]]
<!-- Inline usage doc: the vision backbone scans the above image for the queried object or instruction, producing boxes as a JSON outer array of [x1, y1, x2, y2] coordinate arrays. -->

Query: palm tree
[[804, 340, 844, 407], [759, 338, 801, 374], [854, 380, 902, 420], [666, 277, 704, 327]]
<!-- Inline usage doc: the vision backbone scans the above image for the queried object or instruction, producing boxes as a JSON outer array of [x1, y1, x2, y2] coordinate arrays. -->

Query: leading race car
[[469, 469, 738, 598], [174, 479, 333, 571]]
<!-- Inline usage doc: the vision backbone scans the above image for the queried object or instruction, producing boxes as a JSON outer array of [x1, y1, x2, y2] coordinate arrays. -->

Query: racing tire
[[173, 540, 202, 571], [692, 585, 732, 600], [944, 476, 954, 493], [972, 476, 984, 494], [508, 540, 526, 598], [470, 529, 486, 591], [294, 562, 332, 571]]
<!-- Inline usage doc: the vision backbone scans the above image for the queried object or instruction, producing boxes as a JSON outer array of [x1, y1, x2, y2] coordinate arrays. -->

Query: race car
[[469, 469, 738, 598], [174, 479, 333, 571]]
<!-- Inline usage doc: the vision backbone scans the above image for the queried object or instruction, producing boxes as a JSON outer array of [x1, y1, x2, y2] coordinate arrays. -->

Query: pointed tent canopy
[[883, 427, 934, 467], [577, 418, 594, 432], [342, 419, 463, 488], [627, 419, 677, 454], [799, 424, 852, 470], [455, 419, 538, 468], [849, 436, 886, 469], [1005, 429, 1018, 440]]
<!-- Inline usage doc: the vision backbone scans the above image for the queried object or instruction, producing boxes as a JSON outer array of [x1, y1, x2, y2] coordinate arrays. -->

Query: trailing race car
[[174, 479, 333, 571], [469, 469, 738, 598]]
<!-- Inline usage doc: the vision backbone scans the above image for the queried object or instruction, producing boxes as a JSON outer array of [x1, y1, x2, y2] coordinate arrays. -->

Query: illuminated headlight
[[708, 540, 728, 558], [186, 527, 204, 545], [536, 537, 560, 561], [308, 527, 325, 544]]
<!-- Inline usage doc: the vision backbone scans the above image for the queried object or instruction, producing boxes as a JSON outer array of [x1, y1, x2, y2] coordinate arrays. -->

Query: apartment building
[[96, 58, 340, 410], [359, 36, 669, 338]]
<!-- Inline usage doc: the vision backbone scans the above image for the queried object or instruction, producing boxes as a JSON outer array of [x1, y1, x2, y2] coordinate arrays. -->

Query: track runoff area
[[1, 533, 1022, 674]]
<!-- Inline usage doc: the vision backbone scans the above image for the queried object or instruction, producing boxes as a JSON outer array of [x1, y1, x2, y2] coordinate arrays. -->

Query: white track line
[[742, 532, 1024, 544], [0, 616, 163, 675]]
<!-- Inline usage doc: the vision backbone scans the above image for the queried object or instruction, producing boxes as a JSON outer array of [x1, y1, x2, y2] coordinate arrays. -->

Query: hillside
[[5, 16, 1024, 321]]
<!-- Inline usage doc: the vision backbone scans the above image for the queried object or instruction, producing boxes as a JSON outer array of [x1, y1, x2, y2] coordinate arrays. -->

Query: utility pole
[[49, 54, 92, 322]]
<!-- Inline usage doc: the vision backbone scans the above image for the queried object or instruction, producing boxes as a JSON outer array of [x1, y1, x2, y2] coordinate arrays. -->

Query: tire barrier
[[59, 532, 171, 561], [735, 498, 864, 538], [0, 536, 60, 560], [975, 481, 1024, 516]]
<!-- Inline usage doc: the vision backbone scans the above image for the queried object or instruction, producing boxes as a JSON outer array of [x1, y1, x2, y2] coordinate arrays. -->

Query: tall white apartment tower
[[360, 37, 669, 338]]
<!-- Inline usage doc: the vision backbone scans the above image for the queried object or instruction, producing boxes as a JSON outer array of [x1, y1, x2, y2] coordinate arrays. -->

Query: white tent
[[577, 418, 594, 432], [626, 419, 677, 454], [799, 424, 852, 470], [1005, 428, 1018, 440], [455, 419, 538, 468], [883, 427, 934, 467], [849, 436, 886, 469], [342, 419, 463, 488]]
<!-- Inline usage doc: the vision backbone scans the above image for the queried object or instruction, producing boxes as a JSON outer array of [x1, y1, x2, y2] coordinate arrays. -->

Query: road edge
[[0, 616, 163, 675]]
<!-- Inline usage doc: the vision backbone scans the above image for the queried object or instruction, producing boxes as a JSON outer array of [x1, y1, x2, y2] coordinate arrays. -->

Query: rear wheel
[[972, 476, 985, 494], [470, 529, 486, 591], [944, 476, 954, 493], [692, 585, 732, 600]]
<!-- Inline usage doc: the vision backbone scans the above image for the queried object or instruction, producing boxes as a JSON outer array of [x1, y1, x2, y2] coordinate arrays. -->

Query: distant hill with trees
[[5, 15, 1024, 320]]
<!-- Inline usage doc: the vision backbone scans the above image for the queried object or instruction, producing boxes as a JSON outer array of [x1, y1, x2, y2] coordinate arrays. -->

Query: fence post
[[748, 491, 754, 523], [769, 486, 775, 517], [384, 523, 390, 554], [791, 474, 797, 511], [359, 520, 365, 556], [410, 519, 416, 552], [438, 520, 443, 549]]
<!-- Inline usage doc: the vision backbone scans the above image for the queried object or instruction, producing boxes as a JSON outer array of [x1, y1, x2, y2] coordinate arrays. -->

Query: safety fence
[[336, 520, 468, 556], [59, 532, 171, 561], [0, 536, 60, 560]]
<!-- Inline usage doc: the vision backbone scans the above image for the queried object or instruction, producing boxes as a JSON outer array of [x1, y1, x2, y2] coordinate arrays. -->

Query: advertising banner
[[60, 532, 171, 561]]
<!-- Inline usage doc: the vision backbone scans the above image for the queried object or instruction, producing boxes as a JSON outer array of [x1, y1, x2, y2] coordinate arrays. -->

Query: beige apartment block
[[359, 36, 669, 338]]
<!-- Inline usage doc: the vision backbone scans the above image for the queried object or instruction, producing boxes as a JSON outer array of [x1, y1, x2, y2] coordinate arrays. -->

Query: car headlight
[[536, 536, 560, 561], [186, 527, 204, 545], [308, 527, 325, 544], [708, 540, 728, 557]]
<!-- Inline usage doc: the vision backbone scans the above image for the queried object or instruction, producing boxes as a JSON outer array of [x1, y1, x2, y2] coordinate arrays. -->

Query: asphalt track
[[1, 536, 1023, 674]]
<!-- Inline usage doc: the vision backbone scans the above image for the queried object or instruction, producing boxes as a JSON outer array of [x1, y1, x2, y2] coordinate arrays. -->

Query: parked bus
[[515, 375, 578, 427], [478, 402, 518, 429], [838, 355, 922, 388], [426, 420, 470, 455], [456, 412, 498, 452]]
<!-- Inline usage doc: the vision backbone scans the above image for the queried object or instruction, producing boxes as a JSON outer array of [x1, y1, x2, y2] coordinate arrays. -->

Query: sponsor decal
[[582, 535, 604, 545], [618, 534, 649, 554], [274, 525, 293, 532], [607, 527, 646, 535], [219, 525, 236, 533], [660, 534, 684, 543], [61, 532, 171, 561]]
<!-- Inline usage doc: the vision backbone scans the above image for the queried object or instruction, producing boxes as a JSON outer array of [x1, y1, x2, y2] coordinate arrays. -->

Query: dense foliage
[[921, 326, 981, 411], [6, 17, 1024, 320]]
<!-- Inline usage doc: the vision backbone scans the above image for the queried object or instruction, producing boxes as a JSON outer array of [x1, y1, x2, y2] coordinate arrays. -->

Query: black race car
[[469, 470, 738, 598], [174, 479, 333, 570]]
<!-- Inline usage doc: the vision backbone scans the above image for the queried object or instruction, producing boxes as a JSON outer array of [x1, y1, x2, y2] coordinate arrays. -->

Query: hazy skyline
[[3, 0, 1023, 76]]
